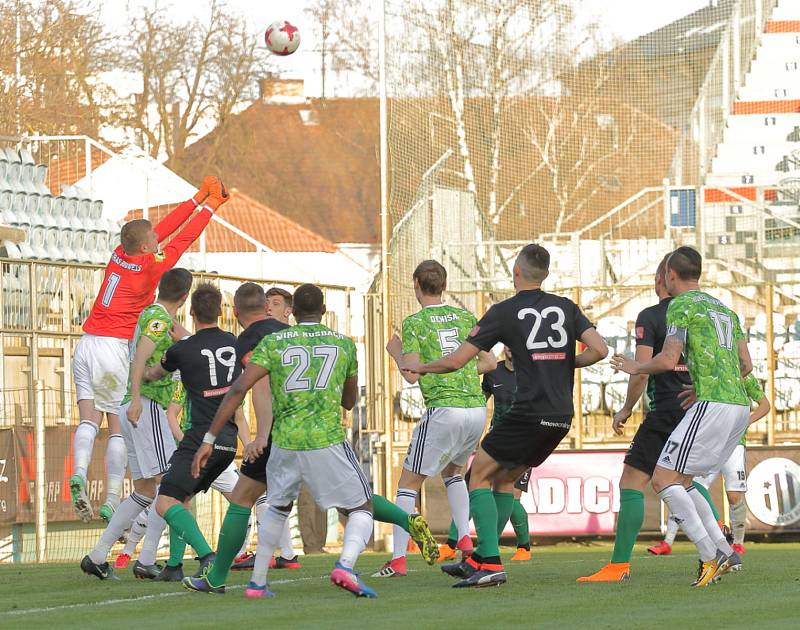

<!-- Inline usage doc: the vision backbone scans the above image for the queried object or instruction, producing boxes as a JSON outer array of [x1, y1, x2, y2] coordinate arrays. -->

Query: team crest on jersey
[[154, 251, 166, 262], [148, 319, 168, 335]]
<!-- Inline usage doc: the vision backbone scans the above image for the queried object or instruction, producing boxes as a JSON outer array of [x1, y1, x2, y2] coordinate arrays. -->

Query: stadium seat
[[92, 231, 110, 264], [774, 377, 800, 412], [0, 160, 11, 192], [596, 316, 631, 355], [778, 340, 800, 378], [45, 227, 63, 260], [71, 228, 90, 263], [28, 225, 49, 259], [1, 239, 22, 259], [603, 378, 640, 413], [581, 382, 603, 413], [749, 312, 787, 351], [57, 230, 78, 262], [32, 163, 51, 196]]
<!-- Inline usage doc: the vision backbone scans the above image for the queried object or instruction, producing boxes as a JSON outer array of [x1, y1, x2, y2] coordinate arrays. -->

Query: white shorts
[[403, 406, 486, 477], [211, 461, 240, 494], [266, 442, 371, 511], [657, 401, 750, 477], [73, 334, 130, 413], [695, 444, 747, 492], [119, 398, 175, 480]]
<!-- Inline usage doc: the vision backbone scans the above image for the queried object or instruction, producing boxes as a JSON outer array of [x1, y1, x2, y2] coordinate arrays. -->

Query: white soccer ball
[[265, 21, 301, 56]]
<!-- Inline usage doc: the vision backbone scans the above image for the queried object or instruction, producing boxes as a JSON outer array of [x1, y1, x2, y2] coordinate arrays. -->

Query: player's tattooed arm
[[749, 396, 770, 424], [127, 336, 157, 427], [612, 344, 652, 434], [575, 328, 609, 368], [737, 338, 753, 377], [408, 341, 480, 375], [612, 334, 683, 375]]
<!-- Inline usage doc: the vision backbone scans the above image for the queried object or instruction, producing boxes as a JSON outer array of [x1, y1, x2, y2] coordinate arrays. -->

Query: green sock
[[610, 489, 645, 563], [206, 503, 251, 587], [167, 527, 187, 567], [692, 482, 720, 521], [372, 494, 409, 533], [470, 488, 500, 560], [493, 491, 515, 538], [447, 519, 458, 545], [510, 499, 530, 547], [163, 504, 212, 559]]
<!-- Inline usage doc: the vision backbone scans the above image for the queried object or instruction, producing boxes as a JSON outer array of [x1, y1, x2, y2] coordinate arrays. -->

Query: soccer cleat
[[244, 581, 276, 599], [692, 550, 727, 588], [331, 562, 377, 598], [193, 552, 215, 578], [231, 552, 255, 571], [456, 534, 474, 558], [510, 547, 532, 562], [731, 543, 746, 555], [441, 557, 479, 580], [155, 564, 184, 582], [718, 549, 742, 574], [80, 555, 117, 580], [99, 502, 114, 524], [437, 543, 458, 563], [408, 514, 439, 565], [576, 562, 631, 583], [182, 575, 225, 594], [133, 560, 163, 579], [371, 557, 406, 578], [452, 568, 507, 588], [70, 475, 93, 523], [114, 553, 131, 570], [647, 541, 672, 555], [269, 555, 301, 570]]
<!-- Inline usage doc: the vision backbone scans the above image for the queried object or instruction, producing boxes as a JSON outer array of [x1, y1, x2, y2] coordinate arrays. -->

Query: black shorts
[[624, 409, 684, 477], [514, 468, 532, 492], [481, 401, 572, 470], [160, 427, 238, 503], [238, 437, 272, 485]]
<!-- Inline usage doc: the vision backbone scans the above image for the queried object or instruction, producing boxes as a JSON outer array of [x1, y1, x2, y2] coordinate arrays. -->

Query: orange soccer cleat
[[576, 562, 631, 583], [510, 547, 532, 562], [647, 540, 672, 555], [437, 543, 458, 563]]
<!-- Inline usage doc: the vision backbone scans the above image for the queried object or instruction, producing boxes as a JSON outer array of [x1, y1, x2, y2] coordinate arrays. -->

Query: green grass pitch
[[0, 543, 797, 629]]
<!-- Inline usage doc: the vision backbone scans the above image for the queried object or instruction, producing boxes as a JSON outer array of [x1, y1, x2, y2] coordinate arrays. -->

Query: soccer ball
[[265, 21, 301, 56]]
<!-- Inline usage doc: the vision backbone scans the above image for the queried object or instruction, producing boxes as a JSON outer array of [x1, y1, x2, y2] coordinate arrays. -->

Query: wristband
[[202, 432, 216, 445]]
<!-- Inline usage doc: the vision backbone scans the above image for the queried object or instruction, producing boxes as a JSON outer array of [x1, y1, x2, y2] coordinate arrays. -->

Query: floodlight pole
[[378, 0, 394, 548]]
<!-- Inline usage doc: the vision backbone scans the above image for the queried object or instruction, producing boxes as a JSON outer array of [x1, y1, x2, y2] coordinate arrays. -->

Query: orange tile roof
[[124, 188, 337, 254]]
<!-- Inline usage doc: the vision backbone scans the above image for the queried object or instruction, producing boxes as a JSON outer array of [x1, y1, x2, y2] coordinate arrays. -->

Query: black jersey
[[635, 297, 691, 414], [161, 327, 242, 432], [235, 318, 289, 368], [482, 361, 516, 426], [467, 289, 593, 417]]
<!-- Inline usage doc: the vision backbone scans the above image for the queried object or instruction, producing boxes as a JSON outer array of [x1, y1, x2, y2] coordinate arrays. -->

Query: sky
[[99, 0, 713, 97]]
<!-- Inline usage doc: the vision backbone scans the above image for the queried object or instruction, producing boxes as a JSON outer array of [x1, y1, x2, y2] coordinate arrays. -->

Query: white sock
[[73, 420, 98, 479], [123, 507, 149, 556], [687, 485, 733, 555], [730, 500, 746, 545], [250, 506, 289, 588], [139, 500, 168, 566], [89, 491, 152, 564], [338, 509, 373, 570], [664, 512, 680, 545], [105, 434, 126, 508], [443, 475, 470, 540], [392, 489, 416, 561], [237, 512, 254, 558], [657, 484, 717, 562], [279, 517, 295, 559], [255, 494, 268, 527]]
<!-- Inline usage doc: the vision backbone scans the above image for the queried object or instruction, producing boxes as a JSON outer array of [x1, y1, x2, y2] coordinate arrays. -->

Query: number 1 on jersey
[[101, 272, 121, 307]]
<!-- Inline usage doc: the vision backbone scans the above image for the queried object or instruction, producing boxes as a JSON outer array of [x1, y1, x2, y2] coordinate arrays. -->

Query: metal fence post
[[766, 286, 776, 446], [573, 287, 584, 449], [35, 379, 47, 563]]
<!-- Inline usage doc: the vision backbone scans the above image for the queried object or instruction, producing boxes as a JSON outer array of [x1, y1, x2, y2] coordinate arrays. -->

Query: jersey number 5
[[283, 345, 340, 392], [437, 328, 460, 356], [517, 307, 567, 349]]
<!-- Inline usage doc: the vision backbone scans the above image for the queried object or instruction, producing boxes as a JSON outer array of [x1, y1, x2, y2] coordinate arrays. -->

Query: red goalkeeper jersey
[[82, 199, 212, 340]]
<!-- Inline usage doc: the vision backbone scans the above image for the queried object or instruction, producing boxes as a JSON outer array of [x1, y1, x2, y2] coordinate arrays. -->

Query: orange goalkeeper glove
[[192, 176, 214, 205], [204, 177, 230, 211]]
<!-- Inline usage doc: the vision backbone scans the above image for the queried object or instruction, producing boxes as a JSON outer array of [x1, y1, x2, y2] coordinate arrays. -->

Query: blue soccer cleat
[[330, 562, 377, 598]]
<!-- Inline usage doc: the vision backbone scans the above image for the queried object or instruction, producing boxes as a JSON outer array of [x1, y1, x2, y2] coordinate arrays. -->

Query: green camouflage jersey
[[401, 305, 485, 409], [249, 322, 357, 451], [122, 303, 176, 409], [666, 290, 748, 406], [739, 374, 766, 446], [170, 377, 190, 432]]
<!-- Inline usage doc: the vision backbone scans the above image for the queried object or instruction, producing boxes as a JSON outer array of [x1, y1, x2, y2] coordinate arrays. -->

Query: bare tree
[[0, 0, 113, 136], [119, 0, 264, 169]]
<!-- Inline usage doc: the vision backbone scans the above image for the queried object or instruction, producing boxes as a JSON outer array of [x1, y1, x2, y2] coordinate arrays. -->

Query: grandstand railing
[[0, 258, 354, 563]]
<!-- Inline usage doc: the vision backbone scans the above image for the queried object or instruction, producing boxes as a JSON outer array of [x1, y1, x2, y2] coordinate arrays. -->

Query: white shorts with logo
[[657, 400, 750, 477], [119, 398, 175, 480], [73, 334, 130, 413], [695, 444, 747, 492], [404, 406, 486, 477], [210, 461, 240, 494], [266, 442, 371, 511]]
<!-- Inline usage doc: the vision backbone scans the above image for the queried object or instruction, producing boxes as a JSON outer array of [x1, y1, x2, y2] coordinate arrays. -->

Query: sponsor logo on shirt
[[674, 364, 689, 372], [530, 352, 566, 360], [203, 386, 231, 397], [214, 443, 237, 453]]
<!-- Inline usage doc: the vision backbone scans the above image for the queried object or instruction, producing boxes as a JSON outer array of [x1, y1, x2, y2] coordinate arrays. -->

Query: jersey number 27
[[282, 345, 340, 392]]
